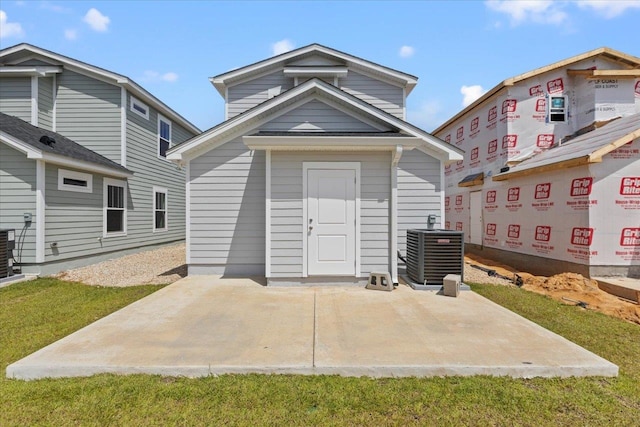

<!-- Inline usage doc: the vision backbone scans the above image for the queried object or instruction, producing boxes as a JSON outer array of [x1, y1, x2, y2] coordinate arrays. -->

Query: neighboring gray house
[[168, 44, 463, 284], [0, 44, 200, 275]]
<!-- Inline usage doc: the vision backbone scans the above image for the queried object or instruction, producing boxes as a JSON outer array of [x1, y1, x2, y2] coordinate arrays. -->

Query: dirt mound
[[522, 272, 600, 293], [466, 258, 640, 326]]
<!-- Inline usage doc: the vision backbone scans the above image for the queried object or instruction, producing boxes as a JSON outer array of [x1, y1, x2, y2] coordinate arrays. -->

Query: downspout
[[390, 145, 403, 284], [265, 150, 271, 279]]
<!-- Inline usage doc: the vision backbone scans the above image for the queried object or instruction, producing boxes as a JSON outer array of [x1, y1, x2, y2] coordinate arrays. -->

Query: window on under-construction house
[[547, 95, 568, 123]]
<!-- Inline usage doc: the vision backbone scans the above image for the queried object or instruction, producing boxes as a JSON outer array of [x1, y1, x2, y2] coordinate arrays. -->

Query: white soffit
[[243, 135, 422, 151]]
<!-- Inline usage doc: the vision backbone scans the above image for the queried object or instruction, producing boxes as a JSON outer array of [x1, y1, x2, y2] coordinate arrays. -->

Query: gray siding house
[[168, 44, 463, 284], [0, 44, 200, 275]]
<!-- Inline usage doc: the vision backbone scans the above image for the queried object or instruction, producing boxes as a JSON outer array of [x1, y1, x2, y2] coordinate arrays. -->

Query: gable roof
[[0, 43, 200, 135], [167, 78, 462, 163], [0, 113, 132, 178], [493, 113, 640, 181], [210, 43, 418, 97], [433, 47, 640, 134]]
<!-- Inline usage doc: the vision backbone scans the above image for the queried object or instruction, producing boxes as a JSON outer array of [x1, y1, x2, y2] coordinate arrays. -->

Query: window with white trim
[[58, 169, 93, 193], [104, 178, 127, 236], [130, 96, 149, 119], [547, 95, 568, 123], [153, 187, 168, 232], [158, 115, 172, 158]]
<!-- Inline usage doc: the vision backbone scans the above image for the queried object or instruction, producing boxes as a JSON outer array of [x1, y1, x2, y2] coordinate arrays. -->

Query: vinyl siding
[[261, 99, 380, 132], [340, 71, 404, 119], [0, 77, 32, 122], [56, 70, 121, 163], [0, 143, 37, 263], [397, 151, 442, 256], [189, 137, 265, 272], [227, 70, 294, 118], [270, 151, 390, 277], [38, 76, 54, 130], [123, 93, 191, 250], [44, 164, 104, 260]]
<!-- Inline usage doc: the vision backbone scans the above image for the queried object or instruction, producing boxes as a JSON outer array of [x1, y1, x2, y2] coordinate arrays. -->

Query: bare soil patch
[[465, 253, 640, 325]]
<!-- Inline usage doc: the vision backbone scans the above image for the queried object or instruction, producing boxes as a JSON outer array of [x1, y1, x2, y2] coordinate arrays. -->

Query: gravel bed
[[463, 262, 515, 286], [54, 242, 186, 287]]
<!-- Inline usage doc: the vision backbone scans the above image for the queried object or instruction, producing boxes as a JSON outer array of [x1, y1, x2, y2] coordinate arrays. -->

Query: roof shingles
[[0, 113, 132, 175]]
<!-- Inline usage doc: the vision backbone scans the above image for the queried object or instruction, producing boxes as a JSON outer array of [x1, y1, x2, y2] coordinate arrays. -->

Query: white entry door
[[306, 165, 357, 276], [469, 190, 483, 245]]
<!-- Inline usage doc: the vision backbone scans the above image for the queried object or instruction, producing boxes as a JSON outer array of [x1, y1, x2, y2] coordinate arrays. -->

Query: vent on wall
[[406, 229, 464, 285], [0, 229, 16, 279]]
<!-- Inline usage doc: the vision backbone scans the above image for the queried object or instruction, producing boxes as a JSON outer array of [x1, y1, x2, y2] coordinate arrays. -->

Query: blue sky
[[1, 1, 639, 132]]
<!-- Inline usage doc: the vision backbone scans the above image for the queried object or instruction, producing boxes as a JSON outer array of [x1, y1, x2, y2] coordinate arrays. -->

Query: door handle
[[309, 226, 313, 231]]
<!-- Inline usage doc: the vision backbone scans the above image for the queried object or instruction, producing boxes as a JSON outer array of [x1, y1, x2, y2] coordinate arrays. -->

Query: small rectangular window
[[130, 96, 149, 120], [158, 115, 172, 158], [104, 178, 127, 236], [153, 187, 168, 232], [58, 169, 93, 193], [547, 95, 568, 123]]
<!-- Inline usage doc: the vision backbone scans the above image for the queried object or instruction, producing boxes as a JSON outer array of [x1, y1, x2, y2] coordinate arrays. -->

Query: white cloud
[[272, 39, 294, 56], [141, 70, 179, 83], [0, 10, 25, 39], [83, 8, 110, 32], [407, 100, 444, 132], [575, 0, 640, 18], [399, 45, 415, 58], [485, 0, 568, 26], [460, 85, 487, 107], [64, 29, 77, 41], [41, 1, 72, 13], [161, 72, 178, 82]]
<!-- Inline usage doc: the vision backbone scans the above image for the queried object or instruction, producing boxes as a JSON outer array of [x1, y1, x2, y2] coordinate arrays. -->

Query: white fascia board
[[1, 45, 200, 135], [123, 82, 201, 135], [40, 153, 133, 178], [314, 85, 462, 160], [170, 79, 461, 162], [0, 66, 62, 76], [212, 44, 417, 95], [211, 66, 286, 97], [415, 143, 458, 163], [0, 132, 43, 158], [243, 135, 422, 151], [168, 95, 314, 163], [167, 81, 324, 161]]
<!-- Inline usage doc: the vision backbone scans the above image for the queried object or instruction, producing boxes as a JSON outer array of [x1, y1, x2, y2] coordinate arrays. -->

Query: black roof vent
[[39, 135, 56, 146]]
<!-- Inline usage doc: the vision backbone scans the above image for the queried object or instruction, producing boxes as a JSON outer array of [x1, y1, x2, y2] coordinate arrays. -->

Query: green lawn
[[1, 278, 638, 426]]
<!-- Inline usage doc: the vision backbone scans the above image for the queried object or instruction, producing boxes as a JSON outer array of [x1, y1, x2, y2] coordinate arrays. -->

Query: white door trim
[[469, 190, 483, 245], [302, 162, 360, 277]]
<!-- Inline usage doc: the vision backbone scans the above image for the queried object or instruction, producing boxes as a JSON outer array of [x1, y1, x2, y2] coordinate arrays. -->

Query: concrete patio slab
[[7, 276, 618, 380]]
